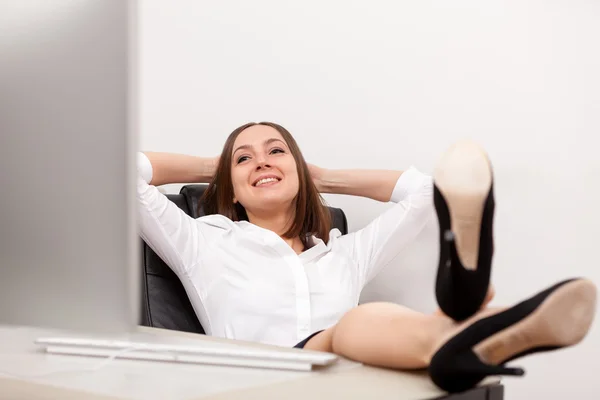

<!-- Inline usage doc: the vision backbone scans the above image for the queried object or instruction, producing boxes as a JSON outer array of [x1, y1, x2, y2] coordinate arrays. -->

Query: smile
[[254, 177, 281, 187]]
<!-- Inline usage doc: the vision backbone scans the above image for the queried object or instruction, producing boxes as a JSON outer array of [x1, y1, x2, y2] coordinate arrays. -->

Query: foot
[[434, 139, 492, 269], [433, 139, 496, 322], [428, 278, 597, 393], [474, 279, 596, 366]]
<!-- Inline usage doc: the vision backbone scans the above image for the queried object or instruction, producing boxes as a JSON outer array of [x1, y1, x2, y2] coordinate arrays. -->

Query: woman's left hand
[[307, 163, 326, 192]]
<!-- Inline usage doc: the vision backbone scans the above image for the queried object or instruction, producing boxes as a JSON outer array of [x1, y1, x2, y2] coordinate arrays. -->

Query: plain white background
[[137, 1, 600, 398]]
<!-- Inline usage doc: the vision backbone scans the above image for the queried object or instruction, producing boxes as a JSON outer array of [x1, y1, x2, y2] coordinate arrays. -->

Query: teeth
[[255, 177, 279, 187]]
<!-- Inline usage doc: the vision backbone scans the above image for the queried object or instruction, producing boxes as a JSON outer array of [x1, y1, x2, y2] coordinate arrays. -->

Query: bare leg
[[304, 302, 503, 370]]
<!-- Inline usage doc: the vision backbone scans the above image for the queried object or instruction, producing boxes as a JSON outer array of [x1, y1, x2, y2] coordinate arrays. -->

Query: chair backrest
[[140, 184, 349, 334]]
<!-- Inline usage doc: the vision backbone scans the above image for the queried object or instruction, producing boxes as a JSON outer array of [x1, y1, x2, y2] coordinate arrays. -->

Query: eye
[[270, 147, 285, 154], [237, 155, 250, 164]]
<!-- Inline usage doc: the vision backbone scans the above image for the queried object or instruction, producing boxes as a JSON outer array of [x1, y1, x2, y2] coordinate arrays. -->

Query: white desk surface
[[0, 325, 499, 400]]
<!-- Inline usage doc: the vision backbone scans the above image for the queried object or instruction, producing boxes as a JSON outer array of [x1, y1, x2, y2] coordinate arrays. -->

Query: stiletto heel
[[480, 364, 524, 377], [433, 139, 495, 321], [429, 278, 597, 393]]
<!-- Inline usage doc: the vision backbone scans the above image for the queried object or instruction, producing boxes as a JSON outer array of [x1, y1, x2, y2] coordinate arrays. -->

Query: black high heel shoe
[[433, 140, 495, 321], [429, 278, 597, 393]]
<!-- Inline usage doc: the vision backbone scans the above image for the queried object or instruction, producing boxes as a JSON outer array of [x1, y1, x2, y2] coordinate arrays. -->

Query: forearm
[[143, 152, 217, 186], [318, 169, 403, 202]]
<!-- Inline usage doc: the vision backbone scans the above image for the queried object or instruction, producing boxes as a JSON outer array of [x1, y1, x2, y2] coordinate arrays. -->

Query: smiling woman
[[137, 123, 596, 394], [202, 122, 332, 253]]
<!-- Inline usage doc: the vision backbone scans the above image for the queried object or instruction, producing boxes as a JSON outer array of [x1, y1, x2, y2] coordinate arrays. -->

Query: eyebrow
[[232, 138, 287, 156]]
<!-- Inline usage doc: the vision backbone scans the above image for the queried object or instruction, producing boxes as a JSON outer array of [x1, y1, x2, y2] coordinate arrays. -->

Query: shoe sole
[[474, 279, 597, 365], [434, 140, 492, 270]]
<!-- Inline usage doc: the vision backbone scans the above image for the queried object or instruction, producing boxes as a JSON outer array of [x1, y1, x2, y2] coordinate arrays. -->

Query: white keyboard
[[34, 336, 338, 372]]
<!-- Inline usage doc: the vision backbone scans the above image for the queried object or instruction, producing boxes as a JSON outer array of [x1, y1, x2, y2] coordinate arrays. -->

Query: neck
[[247, 207, 305, 254], [247, 207, 294, 236]]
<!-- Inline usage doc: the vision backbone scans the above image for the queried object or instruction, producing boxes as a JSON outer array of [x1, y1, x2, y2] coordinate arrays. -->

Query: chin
[[259, 197, 295, 209]]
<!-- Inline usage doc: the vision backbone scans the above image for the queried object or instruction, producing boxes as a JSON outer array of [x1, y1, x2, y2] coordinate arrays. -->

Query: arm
[[136, 152, 219, 276], [143, 152, 218, 186], [331, 166, 434, 288], [309, 164, 496, 296], [310, 166, 402, 202]]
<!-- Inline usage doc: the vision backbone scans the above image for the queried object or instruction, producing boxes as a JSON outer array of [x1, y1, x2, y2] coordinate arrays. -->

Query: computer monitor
[[0, 0, 138, 334]]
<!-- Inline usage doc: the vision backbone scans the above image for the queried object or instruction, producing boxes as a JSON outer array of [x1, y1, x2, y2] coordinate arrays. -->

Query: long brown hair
[[202, 122, 332, 244]]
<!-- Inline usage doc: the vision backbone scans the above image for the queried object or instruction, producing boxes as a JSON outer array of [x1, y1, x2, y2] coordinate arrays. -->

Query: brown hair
[[202, 122, 332, 244]]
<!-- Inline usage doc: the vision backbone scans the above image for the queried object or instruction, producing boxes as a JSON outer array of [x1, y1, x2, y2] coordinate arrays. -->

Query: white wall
[[138, 1, 600, 398]]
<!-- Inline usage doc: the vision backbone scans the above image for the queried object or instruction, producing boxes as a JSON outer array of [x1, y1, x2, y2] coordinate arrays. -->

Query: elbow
[[137, 152, 154, 184]]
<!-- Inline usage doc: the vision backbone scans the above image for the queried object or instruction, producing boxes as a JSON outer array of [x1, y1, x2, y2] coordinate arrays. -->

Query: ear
[[233, 196, 237, 204]]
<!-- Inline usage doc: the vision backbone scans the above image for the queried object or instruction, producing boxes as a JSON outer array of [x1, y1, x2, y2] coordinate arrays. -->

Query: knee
[[330, 303, 390, 355]]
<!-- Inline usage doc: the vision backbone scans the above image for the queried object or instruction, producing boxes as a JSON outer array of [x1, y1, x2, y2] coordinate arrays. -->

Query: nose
[[254, 153, 271, 170]]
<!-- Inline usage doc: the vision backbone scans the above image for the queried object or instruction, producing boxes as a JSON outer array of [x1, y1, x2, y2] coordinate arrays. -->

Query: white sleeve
[[333, 166, 434, 289], [136, 152, 207, 276]]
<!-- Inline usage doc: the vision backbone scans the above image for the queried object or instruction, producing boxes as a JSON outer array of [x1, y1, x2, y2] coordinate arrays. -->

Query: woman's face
[[230, 125, 300, 215]]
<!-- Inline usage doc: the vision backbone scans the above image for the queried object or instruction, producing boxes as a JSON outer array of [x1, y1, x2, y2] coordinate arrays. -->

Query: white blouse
[[136, 153, 434, 347]]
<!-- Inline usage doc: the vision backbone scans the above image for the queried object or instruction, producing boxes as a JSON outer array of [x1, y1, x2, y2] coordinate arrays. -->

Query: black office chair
[[139, 184, 349, 334]]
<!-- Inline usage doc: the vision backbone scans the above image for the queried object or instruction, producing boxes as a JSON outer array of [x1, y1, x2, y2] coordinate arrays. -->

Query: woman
[[137, 122, 596, 393]]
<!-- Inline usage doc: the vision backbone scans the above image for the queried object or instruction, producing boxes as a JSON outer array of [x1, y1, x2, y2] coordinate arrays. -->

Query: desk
[[0, 325, 502, 400]]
